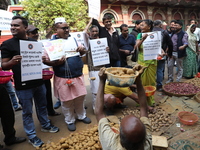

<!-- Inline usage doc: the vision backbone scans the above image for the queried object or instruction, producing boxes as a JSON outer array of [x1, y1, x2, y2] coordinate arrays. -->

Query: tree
[[20, 0, 88, 38]]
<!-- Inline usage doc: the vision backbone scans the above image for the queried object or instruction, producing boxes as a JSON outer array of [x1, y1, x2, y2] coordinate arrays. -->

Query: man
[[130, 20, 142, 38], [166, 20, 176, 36], [92, 15, 121, 67], [1, 16, 59, 148], [43, 18, 91, 131], [152, 20, 173, 91], [166, 20, 188, 83], [95, 66, 153, 150], [26, 25, 61, 116], [119, 24, 136, 67], [0, 85, 26, 149]]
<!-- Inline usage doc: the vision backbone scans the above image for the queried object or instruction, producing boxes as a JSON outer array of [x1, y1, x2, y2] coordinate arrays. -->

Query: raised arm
[[133, 65, 148, 117], [95, 67, 107, 122], [83, 18, 93, 33]]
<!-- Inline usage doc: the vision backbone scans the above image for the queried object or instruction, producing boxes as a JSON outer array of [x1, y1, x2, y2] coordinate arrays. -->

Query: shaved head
[[120, 115, 146, 150]]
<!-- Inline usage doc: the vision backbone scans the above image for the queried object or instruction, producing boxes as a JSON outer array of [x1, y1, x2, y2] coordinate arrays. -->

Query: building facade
[[99, 0, 200, 28]]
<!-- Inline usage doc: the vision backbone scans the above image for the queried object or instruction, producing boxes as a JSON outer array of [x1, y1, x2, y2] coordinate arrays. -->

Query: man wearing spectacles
[[43, 17, 91, 131]]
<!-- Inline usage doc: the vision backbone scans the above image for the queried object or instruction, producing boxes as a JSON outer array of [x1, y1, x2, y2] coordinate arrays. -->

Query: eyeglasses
[[59, 27, 70, 30]]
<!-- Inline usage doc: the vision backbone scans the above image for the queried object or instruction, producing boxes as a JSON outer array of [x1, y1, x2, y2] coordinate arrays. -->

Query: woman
[[183, 24, 198, 78], [134, 19, 157, 106]]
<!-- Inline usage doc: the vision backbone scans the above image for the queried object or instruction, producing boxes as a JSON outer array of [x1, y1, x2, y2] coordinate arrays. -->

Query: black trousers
[[44, 80, 55, 115], [0, 85, 16, 144]]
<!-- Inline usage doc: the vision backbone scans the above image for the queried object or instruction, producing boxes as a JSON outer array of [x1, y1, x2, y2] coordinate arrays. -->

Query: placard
[[88, 0, 100, 19], [70, 32, 89, 50], [89, 38, 110, 66], [142, 31, 162, 60], [62, 37, 79, 57], [20, 40, 43, 82], [42, 39, 65, 61]]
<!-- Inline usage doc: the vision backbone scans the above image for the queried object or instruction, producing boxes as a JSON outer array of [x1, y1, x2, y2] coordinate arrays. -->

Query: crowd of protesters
[[1, 14, 199, 149]]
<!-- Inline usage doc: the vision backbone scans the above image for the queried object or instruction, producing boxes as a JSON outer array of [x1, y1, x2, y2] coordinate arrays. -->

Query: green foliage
[[20, 0, 88, 39]]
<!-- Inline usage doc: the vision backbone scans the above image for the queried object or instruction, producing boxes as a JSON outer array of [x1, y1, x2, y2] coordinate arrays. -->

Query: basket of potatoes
[[105, 67, 139, 87]]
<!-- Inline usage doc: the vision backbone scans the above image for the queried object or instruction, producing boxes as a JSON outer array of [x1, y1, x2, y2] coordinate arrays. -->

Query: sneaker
[[54, 100, 61, 109], [67, 123, 76, 131], [29, 136, 44, 148], [79, 117, 91, 124], [165, 80, 173, 84], [41, 125, 59, 133]]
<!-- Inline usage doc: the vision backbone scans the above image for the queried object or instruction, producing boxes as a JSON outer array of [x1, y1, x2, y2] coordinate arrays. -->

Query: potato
[[61, 143, 69, 148]]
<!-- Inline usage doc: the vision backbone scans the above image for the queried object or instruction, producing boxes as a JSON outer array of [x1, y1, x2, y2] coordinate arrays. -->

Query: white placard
[[143, 31, 162, 60], [20, 40, 43, 82], [62, 37, 79, 57], [88, 0, 100, 19], [89, 38, 110, 66], [42, 39, 65, 61], [38, 39, 51, 69], [0, 10, 13, 35], [70, 32, 89, 50]]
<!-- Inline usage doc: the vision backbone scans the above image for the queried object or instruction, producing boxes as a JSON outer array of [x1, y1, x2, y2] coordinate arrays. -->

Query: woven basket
[[163, 82, 200, 97]]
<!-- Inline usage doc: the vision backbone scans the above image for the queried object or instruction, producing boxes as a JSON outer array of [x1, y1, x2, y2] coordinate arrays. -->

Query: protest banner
[[89, 38, 110, 66], [142, 31, 161, 60], [0, 10, 13, 35], [88, 0, 100, 19], [20, 40, 43, 82], [70, 32, 89, 50]]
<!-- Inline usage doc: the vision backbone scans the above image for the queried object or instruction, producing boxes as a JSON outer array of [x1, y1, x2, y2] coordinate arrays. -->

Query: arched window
[[132, 13, 142, 20], [154, 14, 163, 20], [104, 13, 116, 24]]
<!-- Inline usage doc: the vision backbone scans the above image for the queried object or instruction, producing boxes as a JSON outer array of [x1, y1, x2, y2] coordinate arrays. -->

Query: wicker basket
[[105, 67, 139, 87], [163, 82, 200, 97]]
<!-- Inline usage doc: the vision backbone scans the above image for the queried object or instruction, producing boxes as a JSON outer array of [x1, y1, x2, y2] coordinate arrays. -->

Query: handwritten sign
[[62, 37, 79, 57], [42, 39, 65, 61], [142, 31, 161, 60], [70, 32, 89, 50], [89, 38, 110, 66], [20, 40, 43, 82], [88, 0, 100, 19]]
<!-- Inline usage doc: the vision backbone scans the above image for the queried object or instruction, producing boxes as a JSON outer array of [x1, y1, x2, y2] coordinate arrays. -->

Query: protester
[[0, 85, 26, 149], [166, 20, 188, 83], [190, 19, 200, 43], [183, 24, 198, 78], [152, 20, 173, 91], [83, 18, 109, 110], [135, 19, 156, 106], [3, 80, 22, 111], [26, 25, 61, 116], [166, 20, 176, 36], [1, 16, 59, 148], [43, 17, 91, 131], [95, 66, 153, 150], [92, 15, 121, 67], [119, 24, 136, 67], [130, 20, 142, 38]]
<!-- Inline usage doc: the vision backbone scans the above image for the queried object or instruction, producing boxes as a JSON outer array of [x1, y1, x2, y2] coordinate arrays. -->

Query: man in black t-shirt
[[0, 16, 59, 148]]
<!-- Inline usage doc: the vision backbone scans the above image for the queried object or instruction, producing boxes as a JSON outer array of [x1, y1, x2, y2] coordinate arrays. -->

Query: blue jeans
[[156, 60, 165, 87], [3, 81, 20, 110], [16, 84, 50, 139]]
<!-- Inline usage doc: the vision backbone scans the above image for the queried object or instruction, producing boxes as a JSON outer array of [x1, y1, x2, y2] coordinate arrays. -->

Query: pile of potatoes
[[184, 78, 200, 88], [121, 107, 173, 132], [36, 126, 102, 150], [110, 68, 136, 77]]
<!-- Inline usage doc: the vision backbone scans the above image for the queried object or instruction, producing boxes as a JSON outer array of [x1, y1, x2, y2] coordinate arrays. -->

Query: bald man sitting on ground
[[95, 66, 153, 150]]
